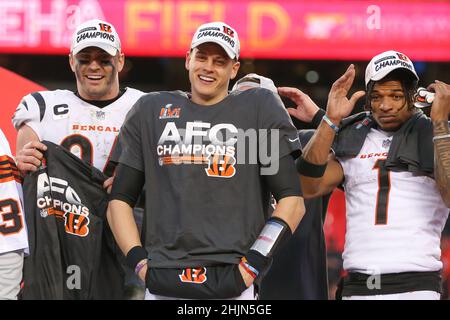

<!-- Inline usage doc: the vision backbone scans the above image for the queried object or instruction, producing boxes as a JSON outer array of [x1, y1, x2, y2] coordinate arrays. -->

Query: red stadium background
[[1, 0, 449, 60]]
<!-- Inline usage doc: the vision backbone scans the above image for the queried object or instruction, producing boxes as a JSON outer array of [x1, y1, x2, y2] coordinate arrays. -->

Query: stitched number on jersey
[[103, 136, 118, 177], [373, 159, 391, 225], [61, 134, 93, 165], [61, 134, 117, 176], [0, 199, 23, 235]]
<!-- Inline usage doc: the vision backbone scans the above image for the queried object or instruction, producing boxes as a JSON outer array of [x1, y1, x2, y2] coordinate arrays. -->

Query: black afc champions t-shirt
[[116, 89, 301, 268]]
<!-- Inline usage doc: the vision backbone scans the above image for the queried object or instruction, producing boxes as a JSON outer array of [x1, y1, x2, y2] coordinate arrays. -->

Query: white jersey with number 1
[[12, 88, 144, 174], [0, 129, 28, 254], [336, 128, 449, 275]]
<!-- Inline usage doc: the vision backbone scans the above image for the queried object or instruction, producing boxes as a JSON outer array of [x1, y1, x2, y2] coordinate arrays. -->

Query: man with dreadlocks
[[282, 50, 450, 300]]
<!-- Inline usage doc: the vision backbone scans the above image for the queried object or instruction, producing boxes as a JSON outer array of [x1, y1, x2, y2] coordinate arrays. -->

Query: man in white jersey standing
[[0, 129, 28, 299], [287, 51, 450, 299], [13, 18, 143, 183], [12, 19, 145, 299]]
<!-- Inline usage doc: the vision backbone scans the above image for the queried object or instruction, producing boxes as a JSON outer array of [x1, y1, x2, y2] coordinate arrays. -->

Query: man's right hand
[[138, 263, 148, 283], [16, 141, 47, 175], [326, 64, 365, 125], [238, 263, 255, 288], [428, 80, 450, 121], [103, 176, 115, 194], [277, 87, 320, 123]]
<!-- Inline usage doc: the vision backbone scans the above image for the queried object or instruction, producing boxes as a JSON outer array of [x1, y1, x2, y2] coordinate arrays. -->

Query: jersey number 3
[[0, 199, 23, 235], [373, 159, 391, 225]]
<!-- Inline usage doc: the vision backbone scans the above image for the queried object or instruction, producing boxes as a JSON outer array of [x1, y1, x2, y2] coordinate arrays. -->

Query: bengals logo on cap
[[64, 212, 90, 237], [205, 154, 236, 178], [99, 23, 112, 33], [223, 26, 234, 37], [396, 52, 409, 61], [179, 267, 207, 284]]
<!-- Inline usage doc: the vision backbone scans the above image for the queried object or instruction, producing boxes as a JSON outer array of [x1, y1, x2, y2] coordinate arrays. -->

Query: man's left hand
[[428, 80, 450, 121]]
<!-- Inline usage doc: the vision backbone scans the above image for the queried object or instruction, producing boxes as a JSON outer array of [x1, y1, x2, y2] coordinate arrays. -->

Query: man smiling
[[13, 18, 143, 179], [12, 19, 144, 299], [186, 23, 240, 105], [108, 21, 305, 300]]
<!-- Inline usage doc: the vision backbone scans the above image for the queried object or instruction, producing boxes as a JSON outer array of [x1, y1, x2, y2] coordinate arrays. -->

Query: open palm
[[326, 64, 365, 123]]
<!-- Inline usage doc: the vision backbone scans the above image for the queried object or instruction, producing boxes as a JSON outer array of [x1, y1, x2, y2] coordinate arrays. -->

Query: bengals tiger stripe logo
[[396, 52, 409, 61], [205, 154, 236, 178], [64, 212, 90, 237], [99, 23, 112, 33], [223, 26, 234, 37], [179, 267, 207, 284]]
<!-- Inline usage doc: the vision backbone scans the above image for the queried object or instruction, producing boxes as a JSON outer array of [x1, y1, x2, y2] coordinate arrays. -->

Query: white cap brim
[[191, 38, 237, 59], [72, 42, 118, 56]]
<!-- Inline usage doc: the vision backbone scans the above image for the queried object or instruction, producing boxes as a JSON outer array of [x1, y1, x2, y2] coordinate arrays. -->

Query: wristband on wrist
[[296, 156, 327, 178], [311, 109, 326, 128], [239, 257, 258, 279], [322, 114, 340, 133], [243, 217, 292, 279], [126, 246, 148, 270], [432, 134, 450, 142], [134, 259, 147, 275]]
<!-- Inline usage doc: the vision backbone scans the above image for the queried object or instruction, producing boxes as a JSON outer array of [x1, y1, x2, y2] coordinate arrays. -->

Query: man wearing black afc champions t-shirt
[[107, 21, 306, 299]]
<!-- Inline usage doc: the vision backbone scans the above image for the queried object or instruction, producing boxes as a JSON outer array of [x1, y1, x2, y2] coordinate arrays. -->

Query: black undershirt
[[75, 88, 126, 108]]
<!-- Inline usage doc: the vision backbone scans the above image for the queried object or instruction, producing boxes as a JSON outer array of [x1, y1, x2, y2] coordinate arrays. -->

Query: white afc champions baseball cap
[[365, 50, 419, 88], [190, 21, 240, 60], [71, 19, 121, 56]]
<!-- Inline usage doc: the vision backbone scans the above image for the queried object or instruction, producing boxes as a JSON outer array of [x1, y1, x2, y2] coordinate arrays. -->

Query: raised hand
[[277, 87, 320, 123], [326, 64, 365, 124]]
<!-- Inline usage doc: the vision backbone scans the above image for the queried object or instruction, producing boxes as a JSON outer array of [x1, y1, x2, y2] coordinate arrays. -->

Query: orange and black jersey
[[0, 128, 28, 254]]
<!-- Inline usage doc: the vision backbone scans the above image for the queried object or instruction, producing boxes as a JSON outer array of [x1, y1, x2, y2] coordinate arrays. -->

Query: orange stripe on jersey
[[0, 167, 20, 174], [0, 174, 22, 184], [0, 155, 16, 165], [0, 155, 22, 184], [0, 175, 16, 184]]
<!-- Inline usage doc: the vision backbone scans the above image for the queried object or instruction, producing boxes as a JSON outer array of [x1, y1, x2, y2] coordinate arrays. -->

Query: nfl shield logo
[[96, 110, 105, 120], [382, 139, 391, 149]]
